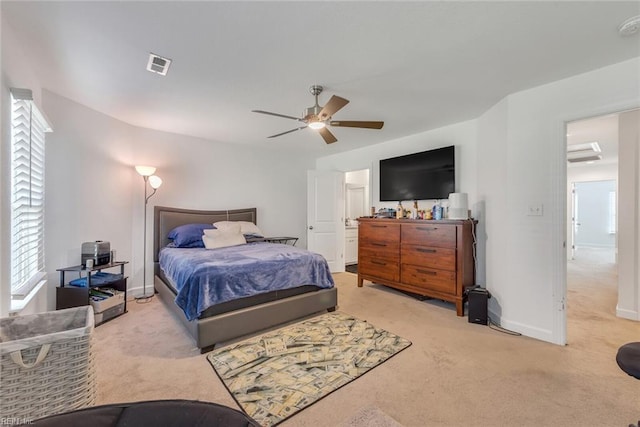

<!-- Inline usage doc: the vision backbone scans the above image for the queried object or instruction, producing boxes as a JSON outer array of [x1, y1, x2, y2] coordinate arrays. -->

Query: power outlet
[[527, 203, 544, 216]]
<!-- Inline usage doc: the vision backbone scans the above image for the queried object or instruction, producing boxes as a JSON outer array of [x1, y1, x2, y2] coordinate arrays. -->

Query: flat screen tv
[[379, 145, 455, 201]]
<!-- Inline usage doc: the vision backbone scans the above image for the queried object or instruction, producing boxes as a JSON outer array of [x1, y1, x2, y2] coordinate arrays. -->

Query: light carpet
[[338, 405, 404, 427], [207, 312, 411, 427]]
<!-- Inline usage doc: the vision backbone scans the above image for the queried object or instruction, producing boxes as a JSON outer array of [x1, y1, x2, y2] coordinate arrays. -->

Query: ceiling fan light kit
[[308, 121, 326, 130], [252, 85, 384, 144]]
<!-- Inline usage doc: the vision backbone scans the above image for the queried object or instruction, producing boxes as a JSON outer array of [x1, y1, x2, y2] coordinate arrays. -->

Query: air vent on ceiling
[[146, 53, 172, 76], [567, 141, 602, 163], [567, 155, 602, 163]]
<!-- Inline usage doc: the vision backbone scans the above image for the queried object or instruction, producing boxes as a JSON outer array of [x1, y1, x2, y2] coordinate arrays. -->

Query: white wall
[[41, 92, 316, 304], [617, 109, 640, 320], [476, 98, 509, 310], [316, 120, 478, 211], [477, 57, 640, 343]]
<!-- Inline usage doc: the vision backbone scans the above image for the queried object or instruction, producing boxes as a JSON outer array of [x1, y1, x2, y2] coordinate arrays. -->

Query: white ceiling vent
[[567, 141, 603, 163], [567, 154, 602, 163], [146, 53, 172, 76]]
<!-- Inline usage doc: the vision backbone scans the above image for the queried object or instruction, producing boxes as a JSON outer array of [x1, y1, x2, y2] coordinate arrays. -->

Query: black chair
[[32, 400, 260, 427], [617, 342, 640, 380], [616, 342, 640, 427]]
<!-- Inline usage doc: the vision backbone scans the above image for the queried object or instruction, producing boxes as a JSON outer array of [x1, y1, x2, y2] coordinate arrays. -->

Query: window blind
[[10, 89, 51, 300]]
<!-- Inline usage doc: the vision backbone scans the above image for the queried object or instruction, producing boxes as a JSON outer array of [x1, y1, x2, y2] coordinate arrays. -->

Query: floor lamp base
[[135, 291, 155, 301]]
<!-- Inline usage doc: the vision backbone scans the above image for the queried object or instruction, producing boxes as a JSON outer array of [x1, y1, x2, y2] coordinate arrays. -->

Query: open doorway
[[566, 114, 618, 342], [565, 111, 628, 343], [344, 169, 370, 274]]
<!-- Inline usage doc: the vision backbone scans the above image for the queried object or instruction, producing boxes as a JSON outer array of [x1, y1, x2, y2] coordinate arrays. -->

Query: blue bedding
[[159, 242, 335, 321]]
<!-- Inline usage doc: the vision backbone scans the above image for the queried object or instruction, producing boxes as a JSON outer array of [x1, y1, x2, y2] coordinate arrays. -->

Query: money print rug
[[206, 312, 411, 427]]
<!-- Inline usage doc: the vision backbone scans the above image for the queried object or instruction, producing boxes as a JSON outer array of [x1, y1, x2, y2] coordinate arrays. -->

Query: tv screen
[[379, 146, 455, 201]]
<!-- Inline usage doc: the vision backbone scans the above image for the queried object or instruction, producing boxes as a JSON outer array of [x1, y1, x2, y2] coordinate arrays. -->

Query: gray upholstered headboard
[[153, 206, 257, 262]]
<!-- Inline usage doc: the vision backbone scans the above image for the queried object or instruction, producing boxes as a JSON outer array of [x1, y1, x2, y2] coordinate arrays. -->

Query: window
[[10, 88, 51, 302], [608, 191, 616, 234]]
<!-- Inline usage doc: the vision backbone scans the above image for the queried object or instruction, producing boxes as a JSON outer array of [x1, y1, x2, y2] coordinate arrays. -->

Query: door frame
[[560, 105, 637, 344]]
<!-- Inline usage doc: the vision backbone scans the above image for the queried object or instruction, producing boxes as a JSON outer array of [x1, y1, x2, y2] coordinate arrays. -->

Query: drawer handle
[[371, 260, 386, 266], [372, 225, 388, 228], [416, 269, 436, 275], [416, 227, 437, 231], [372, 242, 387, 247], [417, 248, 436, 253]]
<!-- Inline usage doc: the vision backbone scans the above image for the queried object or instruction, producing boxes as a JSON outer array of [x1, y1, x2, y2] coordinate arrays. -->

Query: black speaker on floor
[[467, 286, 491, 325]]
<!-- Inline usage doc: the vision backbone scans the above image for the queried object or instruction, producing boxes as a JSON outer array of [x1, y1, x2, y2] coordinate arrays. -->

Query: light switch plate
[[527, 203, 544, 216]]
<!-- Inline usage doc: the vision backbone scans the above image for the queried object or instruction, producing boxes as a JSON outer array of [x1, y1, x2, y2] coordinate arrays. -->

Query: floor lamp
[[135, 165, 163, 301]]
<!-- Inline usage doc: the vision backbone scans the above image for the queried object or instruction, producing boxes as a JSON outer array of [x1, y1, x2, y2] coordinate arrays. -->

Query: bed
[[153, 206, 338, 352]]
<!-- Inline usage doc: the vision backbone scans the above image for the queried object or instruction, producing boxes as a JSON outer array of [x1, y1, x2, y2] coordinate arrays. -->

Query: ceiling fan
[[252, 85, 384, 144]]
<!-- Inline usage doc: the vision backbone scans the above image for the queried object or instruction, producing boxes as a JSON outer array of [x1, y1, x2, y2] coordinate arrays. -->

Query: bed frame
[[153, 206, 338, 352]]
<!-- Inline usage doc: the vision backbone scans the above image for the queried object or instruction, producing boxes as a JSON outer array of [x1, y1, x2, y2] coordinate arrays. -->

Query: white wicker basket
[[0, 306, 96, 420]]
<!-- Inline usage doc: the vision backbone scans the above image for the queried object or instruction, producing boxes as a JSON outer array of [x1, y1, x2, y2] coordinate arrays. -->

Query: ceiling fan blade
[[318, 95, 349, 120], [329, 120, 384, 129], [318, 127, 338, 144], [252, 110, 303, 122], [267, 126, 308, 138]]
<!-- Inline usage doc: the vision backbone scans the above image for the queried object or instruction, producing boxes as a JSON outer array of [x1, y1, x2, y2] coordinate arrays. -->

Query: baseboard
[[488, 309, 556, 344], [616, 306, 640, 321]]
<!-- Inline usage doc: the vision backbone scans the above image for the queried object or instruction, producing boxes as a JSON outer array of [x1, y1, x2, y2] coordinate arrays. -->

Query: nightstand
[[56, 261, 128, 325]]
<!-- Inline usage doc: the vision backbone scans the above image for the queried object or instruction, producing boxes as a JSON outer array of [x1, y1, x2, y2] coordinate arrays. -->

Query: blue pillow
[[167, 223, 215, 248]]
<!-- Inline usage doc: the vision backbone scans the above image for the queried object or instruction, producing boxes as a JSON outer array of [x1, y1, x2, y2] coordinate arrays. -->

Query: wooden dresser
[[357, 218, 476, 316]]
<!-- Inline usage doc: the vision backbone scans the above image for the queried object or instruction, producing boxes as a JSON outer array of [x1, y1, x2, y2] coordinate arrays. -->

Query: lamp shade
[[308, 121, 326, 130], [148, 175, 163, 189], [135, 165, 156, 176]]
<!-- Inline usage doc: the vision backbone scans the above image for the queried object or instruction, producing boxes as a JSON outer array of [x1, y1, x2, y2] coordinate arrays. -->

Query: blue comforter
[[159, 242, 335, 321]]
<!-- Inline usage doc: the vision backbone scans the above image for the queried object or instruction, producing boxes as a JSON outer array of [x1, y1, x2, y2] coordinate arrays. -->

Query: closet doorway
[[344, 169, 370, 274]]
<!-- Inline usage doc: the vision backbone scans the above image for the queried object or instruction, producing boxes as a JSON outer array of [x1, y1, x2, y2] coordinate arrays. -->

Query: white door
[[307, 170, 345, 272]]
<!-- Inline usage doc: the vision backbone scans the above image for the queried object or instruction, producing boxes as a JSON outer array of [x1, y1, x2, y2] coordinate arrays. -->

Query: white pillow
[[202, 226, 246, 249], [213, 221, 263, 237], [206, 222, 241, 235]]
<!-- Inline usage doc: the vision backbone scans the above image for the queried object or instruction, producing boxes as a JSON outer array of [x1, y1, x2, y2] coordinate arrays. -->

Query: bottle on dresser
[[433, 201, 443, 220], [396, 201, 404, 219]]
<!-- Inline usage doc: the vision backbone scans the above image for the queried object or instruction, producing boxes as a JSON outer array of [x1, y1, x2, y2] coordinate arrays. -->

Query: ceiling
[[567, 113, 621, 167], [3, 1, 639, 155]]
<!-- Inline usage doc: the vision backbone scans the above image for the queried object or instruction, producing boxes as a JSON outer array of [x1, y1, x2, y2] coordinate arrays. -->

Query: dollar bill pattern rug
[[207, 312, 411, 427]]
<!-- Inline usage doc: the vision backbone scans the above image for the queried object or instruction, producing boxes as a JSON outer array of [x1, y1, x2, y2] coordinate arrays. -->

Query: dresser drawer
[[360, 222, 400, 243], [401, 264, 456, 294], [360, 246, 399, 265], [359, 257, 400, 282], [401, 224, 456, 248], [359, 240, 399, 256], [401, 246, 456, 271]]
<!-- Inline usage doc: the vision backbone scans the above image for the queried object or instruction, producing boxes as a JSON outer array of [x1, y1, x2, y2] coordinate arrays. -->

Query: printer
[[81, 241, 111, 267]]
